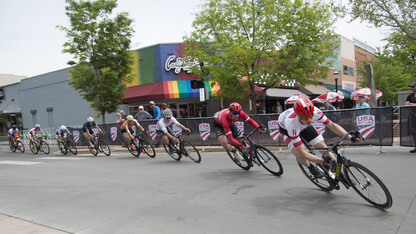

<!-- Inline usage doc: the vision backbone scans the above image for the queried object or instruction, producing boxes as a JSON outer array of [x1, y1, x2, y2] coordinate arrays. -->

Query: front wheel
[[58, 141, 68, 155], [30, 142, 39, 154], [67, 141, 77, 155], [127, 142, 140, 157], [9, 141, 16, 152], [140, 139, 156, 158], [88, 142, 98, 156], [181, 141, 201, 163], [344, 161, 393, 209], [298, 162, 333, 191], [226, 147, 251, 171], [255, 145, 283, 176], [40, 141, 50, 154], [98, 140, 111, 156], [16, 141, 25, 153]]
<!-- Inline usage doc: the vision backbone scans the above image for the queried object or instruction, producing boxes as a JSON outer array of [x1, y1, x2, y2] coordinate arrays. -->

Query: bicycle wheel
[[98, 140, 111, 156], [226, 147, 251, 171], [255, 145, 283, 176], [344, 161, 393, 209], [29, 142, 39, 154], [68, 141, 77, 155], [88, 143, 98, 156], [181, 141, 201, 163], [298, 162, 333, 191], [16, 141, 25, 153], [163, 142, 181, 161], [140, 139, 156, 158], [58, 141, 68, 155], [128, 142, 140, 157], [40, 141, 50, 154], [9, 141, 16, 152]]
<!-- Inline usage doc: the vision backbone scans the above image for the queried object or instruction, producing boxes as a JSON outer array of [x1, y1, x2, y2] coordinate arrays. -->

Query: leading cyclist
[[213, 102, 266, 159], [278, 98, 360, 178]]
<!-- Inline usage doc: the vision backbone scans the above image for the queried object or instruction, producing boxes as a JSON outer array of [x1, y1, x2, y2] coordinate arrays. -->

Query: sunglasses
[[301, 114, 313, 120], [166, 117, 171, 119], [232, 112, 240, 115]]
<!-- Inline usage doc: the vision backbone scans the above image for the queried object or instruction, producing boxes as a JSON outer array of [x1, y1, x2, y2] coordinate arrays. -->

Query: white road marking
[[0, 161, 43, 165], [37, 157, 87, 160]]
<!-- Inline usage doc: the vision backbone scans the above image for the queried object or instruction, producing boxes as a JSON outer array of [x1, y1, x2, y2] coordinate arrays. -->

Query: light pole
[[334, 70, 339, 108]]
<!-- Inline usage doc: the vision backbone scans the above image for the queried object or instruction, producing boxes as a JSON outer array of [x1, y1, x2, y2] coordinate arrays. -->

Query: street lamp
[[334, 70, 339, 108]]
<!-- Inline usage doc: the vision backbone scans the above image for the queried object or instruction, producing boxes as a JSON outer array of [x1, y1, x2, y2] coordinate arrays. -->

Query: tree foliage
[[58, 0, 134, 123], [184, 0, 337, 113]]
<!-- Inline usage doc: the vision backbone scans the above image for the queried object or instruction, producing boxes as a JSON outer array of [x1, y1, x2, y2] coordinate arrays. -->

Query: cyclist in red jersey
[[213, 102, 266, 157]]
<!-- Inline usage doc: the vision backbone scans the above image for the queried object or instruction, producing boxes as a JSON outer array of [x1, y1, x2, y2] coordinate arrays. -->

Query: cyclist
[[55, 125, 72, 145], [7, 125, 19, 143], [82, 117, 104, 147], [213, 102, 267, 159], [28, 124, 46, 144], [121, 115, 148, 149], [278, 98, 360, 178], [156, 108, 190, 149]]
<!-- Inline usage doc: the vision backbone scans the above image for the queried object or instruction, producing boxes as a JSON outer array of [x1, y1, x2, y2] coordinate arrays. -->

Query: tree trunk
[[101, 110, 106, 125]]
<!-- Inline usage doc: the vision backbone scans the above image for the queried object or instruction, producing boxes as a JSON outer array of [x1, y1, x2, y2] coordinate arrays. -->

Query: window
[[30, 110, 37, 126], [46, 107, 54, 128], [343, 65, 354, 76]]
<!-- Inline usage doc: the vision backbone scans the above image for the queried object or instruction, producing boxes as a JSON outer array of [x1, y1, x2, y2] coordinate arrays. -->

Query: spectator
[[119, 110, 127, 122], [116, 113, 122, 123], [148, 101, 161, 120], [135, 105, 153, 121], [324, 99, 339, 123], [275, 101, 283, 114], [352, 95, 370, 119], [406, 81, 416, 153]]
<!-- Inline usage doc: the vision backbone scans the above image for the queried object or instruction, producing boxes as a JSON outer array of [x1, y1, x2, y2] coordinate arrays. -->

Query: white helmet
[[35, 124, 40, 128], [127, 115, 134, 121], [60, 125, 67, 131], [163, 108, 173, 118], [87, 117, 94, 122]]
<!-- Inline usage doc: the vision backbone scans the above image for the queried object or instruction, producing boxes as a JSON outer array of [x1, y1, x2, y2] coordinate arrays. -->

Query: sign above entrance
[[165, 55, 199, 74]]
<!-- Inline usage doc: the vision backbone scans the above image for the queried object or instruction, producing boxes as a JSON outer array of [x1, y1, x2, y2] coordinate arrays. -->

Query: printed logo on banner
[[235, 121, 244, 134], [92, 128, 99, 134], [268, 120, 281, 141], [312, 122, 325, 135], [110, 127, 117, 141], [148, 124, 157, 140], [199, 123, 210, 141], [356, 115, 376, 139], [172, 124, 182, 137], [73, 130, 80, 143], [131, 125, 136, 134]]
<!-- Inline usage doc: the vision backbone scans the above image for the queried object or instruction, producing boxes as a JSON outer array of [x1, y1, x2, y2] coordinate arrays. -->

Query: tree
[[58, 0, 134, 124], [184, 0, 337, 113]]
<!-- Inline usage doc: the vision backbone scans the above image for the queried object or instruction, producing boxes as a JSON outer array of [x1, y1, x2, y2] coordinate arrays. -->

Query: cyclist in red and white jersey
[[278, 98, 359, 177], [28, 124, 46, 144], [214, 102, 266, 157]]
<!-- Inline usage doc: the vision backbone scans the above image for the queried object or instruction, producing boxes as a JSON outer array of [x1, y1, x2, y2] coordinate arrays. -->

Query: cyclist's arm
[[326, 121, 352, 141], [223, 125, 243, 147], [96, 125, 104, 133], [178, 124, 190, 133]]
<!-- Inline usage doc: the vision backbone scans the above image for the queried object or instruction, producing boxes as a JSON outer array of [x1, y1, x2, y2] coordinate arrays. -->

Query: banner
[[235, 121, 244, 134], [356, 115, 376, 139], [172, 124, 182, 137], [199, 123, 210, 141], [148, 124, 157, 140], [111, 127, 117, 141], [268, 120, 281, 142], [73, 130, 80, 143], [313, 122, 325, 135]]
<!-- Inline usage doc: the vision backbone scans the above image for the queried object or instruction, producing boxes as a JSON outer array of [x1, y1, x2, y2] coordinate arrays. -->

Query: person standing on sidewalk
[[135, 106, 152, 121], [148, 101, 161, 120], [406, 81, 416, 153]]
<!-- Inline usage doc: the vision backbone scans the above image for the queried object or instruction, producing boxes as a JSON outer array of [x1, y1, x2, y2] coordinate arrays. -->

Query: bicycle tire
[[181, 141, 201, 163], [68, 141, 77, 155], [127, 142, 140, 157], [255, 145, 283, 176], [140, 139, 156, 158], [9, 141, 16, 152], [58, 141, 68, 155], [88, 143, 98, 156], [163, 142, 181, 161], [40, 141, 50, 154], [226, 147, 251, 171], [98, 140, 111, 156], [16, 141, 25, 153], [30, 142, 39, 154], [344, 161, 393, 209], [298, 162, 333, 191]]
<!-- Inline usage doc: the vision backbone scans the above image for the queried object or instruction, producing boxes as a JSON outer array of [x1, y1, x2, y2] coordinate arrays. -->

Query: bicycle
[[298, 130, 393, 209], [162, 131, 201, 163], [88, 132, 111, 156], [127, 132, 156, 158], [58, 133, 77, 155], [29, 136, 50, 155], [227, 126, 283, 176], [9, 133, 25, 153]]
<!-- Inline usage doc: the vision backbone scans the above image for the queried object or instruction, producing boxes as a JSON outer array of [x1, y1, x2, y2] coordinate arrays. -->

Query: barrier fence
[[400, 106, 416, 147], [64, 106, 394, 148]]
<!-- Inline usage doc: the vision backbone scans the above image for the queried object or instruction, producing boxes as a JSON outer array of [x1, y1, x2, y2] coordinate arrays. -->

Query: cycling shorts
[[213, 121, 242, 139]]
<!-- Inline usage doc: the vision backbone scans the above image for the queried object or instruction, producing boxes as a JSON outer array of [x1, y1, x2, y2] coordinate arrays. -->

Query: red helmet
[[229, 102, 242, 113], [293, 98, 314, 117]]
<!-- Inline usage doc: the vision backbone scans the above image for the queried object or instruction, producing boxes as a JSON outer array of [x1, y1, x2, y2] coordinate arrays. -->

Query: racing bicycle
[[163, 131, 201, 163], [58, 133, 77, 155], [88, 132, 111, 156], [29, 136, 50, 154], [298, 131, 393, 209], [9, 133, 25, 153], [127, 132, 156, 158], [227, 126, 283, 176]]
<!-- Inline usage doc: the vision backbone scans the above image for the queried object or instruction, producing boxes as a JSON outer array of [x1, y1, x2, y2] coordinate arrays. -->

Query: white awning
[[266, 88, 309, 98]]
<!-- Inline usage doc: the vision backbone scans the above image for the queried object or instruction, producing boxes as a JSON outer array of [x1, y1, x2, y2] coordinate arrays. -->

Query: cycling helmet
[[60, 125, 67, 131], [163, 108, 173, 118], [11, 125, 16, 129], [127, 115, 134, 121], [87, 117, 94, 122], [35, 124, 40, 128], [229, 102, 242, 113], [293, 98, 315, 117]]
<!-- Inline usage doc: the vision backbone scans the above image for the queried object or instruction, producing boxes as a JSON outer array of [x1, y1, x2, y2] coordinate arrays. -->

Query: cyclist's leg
[[213, 122, 232, 151], [83, 132, 90, 145]]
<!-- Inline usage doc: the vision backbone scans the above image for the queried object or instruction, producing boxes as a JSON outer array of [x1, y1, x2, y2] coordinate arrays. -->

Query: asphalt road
[[0, 144, 415, 234]]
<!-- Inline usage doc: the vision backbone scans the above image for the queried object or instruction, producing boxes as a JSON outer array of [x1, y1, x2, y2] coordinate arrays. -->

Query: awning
[[266, 88, 309, 98], [325, 87, 351, 99], [301, 84, 330, 95]]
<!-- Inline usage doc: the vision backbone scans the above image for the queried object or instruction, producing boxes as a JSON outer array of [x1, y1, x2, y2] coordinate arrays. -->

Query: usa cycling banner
[[73, 130, 80, 143], [172, 124, 182, 137], [235, 121, 244, 134], [356, 115, 376, 139], [92, 128, 99, 134], [313, 122, 325, 135], [148, 124, 157, 140], [199, 123, 210, 141], [111, 127, 117, 141], [268, 120, 281, 141]]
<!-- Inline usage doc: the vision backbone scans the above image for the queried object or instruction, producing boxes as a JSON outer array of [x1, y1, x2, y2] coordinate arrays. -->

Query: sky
[[0, 0, 389, 78]]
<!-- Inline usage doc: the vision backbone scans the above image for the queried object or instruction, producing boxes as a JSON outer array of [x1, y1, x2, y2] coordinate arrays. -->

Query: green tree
[[58, 0, 134, 123], [184, 0, 337, 113]]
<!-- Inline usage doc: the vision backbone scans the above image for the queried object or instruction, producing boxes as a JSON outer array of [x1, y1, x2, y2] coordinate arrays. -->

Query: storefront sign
[[165, 55, 199, 74]]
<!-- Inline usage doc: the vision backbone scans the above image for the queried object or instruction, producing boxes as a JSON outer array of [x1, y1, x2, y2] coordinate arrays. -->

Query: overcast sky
[[0, 0, 389, 78]]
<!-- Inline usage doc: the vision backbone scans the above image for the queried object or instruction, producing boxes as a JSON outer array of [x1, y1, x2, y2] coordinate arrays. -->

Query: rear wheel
[[181, 141, 201, 163], [226, 147, 251, 171], [140, 139, 156, 158], [344, 162, 393, 209], [298, 162, 333, 191], [9, 141, 16, 152], [58, 141, 68, 155], [68, 141, 77, 155], [163, 142, 181, 161], [40, 141, 50, 154], [255, 145, 283, 176], [98, 140, 111, 156], [30, 142, 39, 154]]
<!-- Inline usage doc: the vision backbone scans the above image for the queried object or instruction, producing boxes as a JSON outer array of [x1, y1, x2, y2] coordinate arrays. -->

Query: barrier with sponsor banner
[[66, 107, 393, 147]]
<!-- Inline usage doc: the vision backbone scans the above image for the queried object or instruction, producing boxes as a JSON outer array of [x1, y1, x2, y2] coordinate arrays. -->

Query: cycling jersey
[[156, 117, 180, 133], [56, 129, 69, 136], [82, 122, 97, 134], [7, 128, 19, 136], [29, 128, 42, 136], [121, 119, 141, 134], [278, 107, 329, 149], [214, 109, 259, 147]]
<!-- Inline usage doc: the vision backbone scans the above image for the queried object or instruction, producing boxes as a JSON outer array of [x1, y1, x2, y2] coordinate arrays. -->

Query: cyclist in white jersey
[[156, 108, 190, 146], [7, 125, 19, 142], [28, 124, 46, 144], [278, 98, 360, 178]]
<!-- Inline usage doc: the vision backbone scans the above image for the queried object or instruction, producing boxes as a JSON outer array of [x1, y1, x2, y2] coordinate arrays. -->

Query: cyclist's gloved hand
[[144, 130, 148, 134], [351, 135, 358, 143]]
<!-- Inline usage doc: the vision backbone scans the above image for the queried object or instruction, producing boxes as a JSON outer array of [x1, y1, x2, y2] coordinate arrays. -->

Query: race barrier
[[400, 106, 416, 147]]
